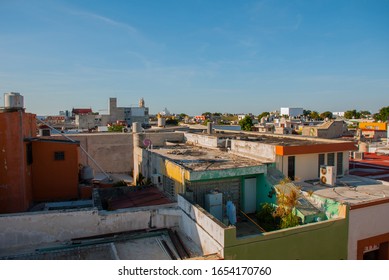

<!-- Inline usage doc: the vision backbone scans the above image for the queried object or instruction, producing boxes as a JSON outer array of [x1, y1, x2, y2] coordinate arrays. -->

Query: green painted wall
[[257, 174, 277, 205], [190, 165, 266, 181], [223, 217, 348, 260]]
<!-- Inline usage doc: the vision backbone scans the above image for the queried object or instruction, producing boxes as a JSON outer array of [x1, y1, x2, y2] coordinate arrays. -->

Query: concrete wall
[[184, 133, 218, 149], [136, 132, 185, 147], [52, 133, 134, 174], [224, 217, 348, 260], [0, 204, 180, 251], [348, 202, 389, 259], [178, 195, 226, 257], [230, 140, 276, 162]]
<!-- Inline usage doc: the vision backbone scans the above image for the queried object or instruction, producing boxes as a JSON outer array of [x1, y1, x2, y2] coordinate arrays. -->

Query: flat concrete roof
[[299, 175, 389, 206], [1, 229, 203, 260], [150, 144, 264, 171], [193, 130, 355, 147]]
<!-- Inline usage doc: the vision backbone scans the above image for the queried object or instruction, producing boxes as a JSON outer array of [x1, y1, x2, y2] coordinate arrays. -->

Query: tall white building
[[280, 107, 304, 117]]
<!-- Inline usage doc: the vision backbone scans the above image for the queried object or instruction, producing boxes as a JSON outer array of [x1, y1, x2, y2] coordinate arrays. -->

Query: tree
[[258, 112, 270, 121], [344, 109, 361, 119], [320, 111, 333, 120], [239, 116, 253, 131], [303, 110, 312, 117], [201, 112, 212, 118], [309, 111, 321, 120], [360, 111, 371, 118], [275, 185, 301, 229], [165, 118, 179, 125], [108, 124, 124, 132], [374, 106, 389, 122]]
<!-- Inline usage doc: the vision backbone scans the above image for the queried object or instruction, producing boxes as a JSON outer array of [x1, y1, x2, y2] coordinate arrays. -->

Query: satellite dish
[[143, 138, 152, 147]]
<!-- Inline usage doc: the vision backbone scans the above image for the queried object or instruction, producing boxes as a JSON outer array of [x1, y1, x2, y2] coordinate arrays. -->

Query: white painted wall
[[348, 203, 389, 259], [0, 205, 180, 250], [277, 151, 350, 181]]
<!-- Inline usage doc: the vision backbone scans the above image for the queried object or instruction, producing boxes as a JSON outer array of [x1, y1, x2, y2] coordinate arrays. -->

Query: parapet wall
[[0, 204, 180, 251], [178, 195, 231, 257]]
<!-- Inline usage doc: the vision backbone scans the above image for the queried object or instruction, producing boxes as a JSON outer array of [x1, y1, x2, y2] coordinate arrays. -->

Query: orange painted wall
[[31, 141, 79, 202], [275, 142, 357, 156], [359, 122, 387, 131], [0, 111, 37, 213]]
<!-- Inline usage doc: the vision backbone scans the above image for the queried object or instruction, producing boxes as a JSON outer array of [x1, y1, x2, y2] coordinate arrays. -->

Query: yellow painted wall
[[164, 160, 190, 184]]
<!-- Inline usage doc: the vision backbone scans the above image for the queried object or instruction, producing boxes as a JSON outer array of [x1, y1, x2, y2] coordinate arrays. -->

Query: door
[[288, 156, 295, 181], [243, 178, 257, 213]]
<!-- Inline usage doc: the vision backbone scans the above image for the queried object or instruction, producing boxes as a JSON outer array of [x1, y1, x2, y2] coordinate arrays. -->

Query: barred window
[[54, 151, 65, 161]]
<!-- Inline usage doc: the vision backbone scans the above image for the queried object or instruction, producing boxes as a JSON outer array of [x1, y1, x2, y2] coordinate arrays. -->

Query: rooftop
[[95, 186, 173, 211], [150, 144, 264, 171], [298, 175, 389, 206], [1, 228, 204, 260], [194, 130, 355, 147], [350, 152, 389, 182]]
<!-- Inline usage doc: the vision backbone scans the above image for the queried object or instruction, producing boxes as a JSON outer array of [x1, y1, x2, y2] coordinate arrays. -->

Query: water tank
[[204, 192, 223, 221], [132, 122, 141, 133], [4, 92, 24, 109], [81, 166, 94, 181], [158, 117, 166, 127], [207, 122, 213, 134]]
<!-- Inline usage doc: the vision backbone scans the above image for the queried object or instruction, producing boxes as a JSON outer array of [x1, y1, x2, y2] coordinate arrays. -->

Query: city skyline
[[1, 0, 388, 116]]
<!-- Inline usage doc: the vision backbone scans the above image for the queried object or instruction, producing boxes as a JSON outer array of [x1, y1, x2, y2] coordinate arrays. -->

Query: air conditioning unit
[[320, 165, 336, 186], [354, 152, 364, 160], [151, 174, 162, 186]]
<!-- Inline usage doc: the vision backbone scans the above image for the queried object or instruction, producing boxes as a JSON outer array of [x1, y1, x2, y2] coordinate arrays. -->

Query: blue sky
[[1, 0, 388, 116]]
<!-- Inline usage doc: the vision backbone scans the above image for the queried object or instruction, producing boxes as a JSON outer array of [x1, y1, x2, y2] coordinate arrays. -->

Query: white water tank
[[4, 92, 24, 109], [132, 122, 141, 133], [158, 117, 166, 127]]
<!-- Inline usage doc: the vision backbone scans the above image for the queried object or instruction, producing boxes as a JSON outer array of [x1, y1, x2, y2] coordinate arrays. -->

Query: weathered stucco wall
[[178, 195, 227, 257], [0, 205, 180, 250], [230, 140, 276, 162], [51, 133, 134, 174], [140, 132, 185, 147], [184, 133, 218, 149]]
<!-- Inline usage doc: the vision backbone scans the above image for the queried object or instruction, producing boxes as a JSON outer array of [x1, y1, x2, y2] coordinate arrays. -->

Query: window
[[163, 176, 175, 201], [26, 143, 33, 165], [288, 156, 295, 181], [318, 154, 325, 177], [54, 151, 65, 161], [337, 152, 343, 176], [327, 153, 335, 166]]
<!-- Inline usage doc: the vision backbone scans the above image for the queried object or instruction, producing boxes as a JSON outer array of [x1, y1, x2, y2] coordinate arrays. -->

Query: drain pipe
[[36, 118, 112, 181]]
